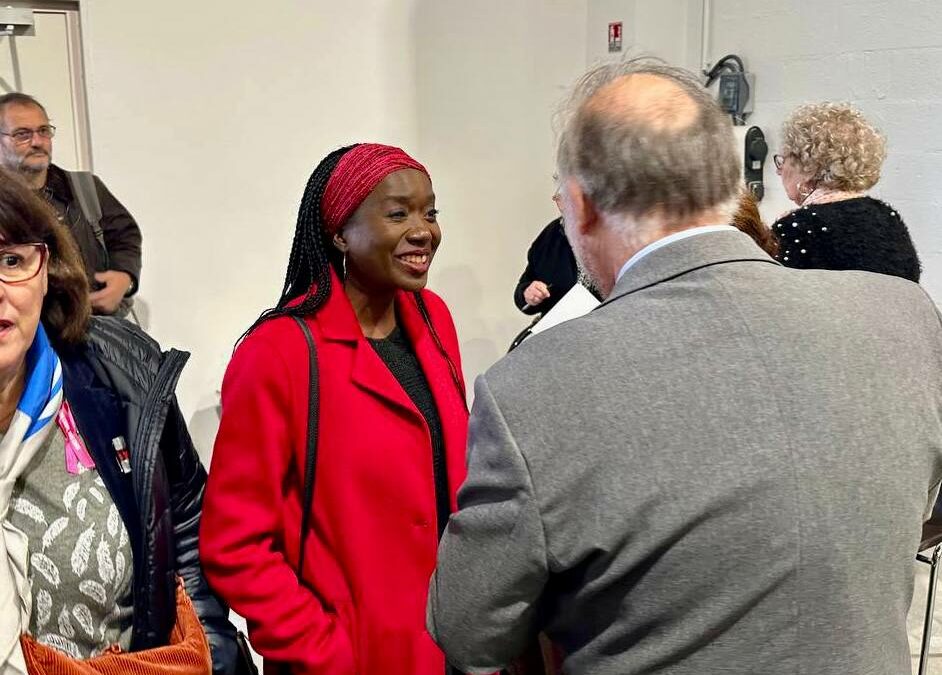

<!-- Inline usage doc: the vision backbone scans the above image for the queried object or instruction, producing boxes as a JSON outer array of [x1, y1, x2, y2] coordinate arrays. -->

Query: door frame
[[0, 0, 91, 169]]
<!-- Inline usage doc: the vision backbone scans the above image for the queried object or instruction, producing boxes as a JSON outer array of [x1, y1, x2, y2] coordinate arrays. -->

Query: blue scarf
[[0, 323, 64, 674]]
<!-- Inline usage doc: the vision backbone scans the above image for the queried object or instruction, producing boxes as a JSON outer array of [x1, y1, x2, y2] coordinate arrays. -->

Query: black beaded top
[[772, 197, 921, 282]]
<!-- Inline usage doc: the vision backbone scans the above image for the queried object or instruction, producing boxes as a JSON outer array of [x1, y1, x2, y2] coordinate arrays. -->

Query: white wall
[[586, 0, 702, 69], [412, 0, 588, 383], [79, 0, 424, 456], [78, 0, 587, 458]]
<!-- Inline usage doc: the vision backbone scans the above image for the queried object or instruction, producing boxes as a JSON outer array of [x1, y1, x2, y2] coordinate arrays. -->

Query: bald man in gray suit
[[427, 61, 942, 675]]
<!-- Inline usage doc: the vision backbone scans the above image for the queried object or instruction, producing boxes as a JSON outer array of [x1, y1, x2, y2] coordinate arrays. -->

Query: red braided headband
[[321, 144, 429, 234]]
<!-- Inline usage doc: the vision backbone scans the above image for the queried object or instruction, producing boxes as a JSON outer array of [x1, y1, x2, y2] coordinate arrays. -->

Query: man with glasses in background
[[0, 93, 141, 316]]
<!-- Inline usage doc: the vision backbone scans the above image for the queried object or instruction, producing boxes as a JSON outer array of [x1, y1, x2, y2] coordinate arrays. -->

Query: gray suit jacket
[[428, 230, 942, 675]]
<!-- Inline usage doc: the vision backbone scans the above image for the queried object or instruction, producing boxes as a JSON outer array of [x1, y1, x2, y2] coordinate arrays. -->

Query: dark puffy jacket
[[59, 317, 239, 674]]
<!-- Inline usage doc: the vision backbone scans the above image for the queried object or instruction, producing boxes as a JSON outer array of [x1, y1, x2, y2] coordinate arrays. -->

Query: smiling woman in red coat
[[199, 144, 469, 675]]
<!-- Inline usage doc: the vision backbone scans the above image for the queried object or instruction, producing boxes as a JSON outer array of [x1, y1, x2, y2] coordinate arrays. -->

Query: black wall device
[[719, 73, 752, 121], [704, 54, 754, 125], [744, 126, 768, 201]]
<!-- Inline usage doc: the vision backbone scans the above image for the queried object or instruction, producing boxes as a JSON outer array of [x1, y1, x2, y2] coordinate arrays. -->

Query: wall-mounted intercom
[[743, 126, 767, 201]]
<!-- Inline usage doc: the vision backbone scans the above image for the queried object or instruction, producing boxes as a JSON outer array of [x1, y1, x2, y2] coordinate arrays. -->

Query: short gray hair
[[0, 92, 47, 120], [557, 60, 740, 221]]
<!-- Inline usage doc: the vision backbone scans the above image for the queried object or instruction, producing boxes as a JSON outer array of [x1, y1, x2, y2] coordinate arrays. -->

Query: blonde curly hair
[[780, 102, 886, 191]]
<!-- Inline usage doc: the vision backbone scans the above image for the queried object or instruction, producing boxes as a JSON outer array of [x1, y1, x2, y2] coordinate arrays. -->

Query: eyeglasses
[[0, 125, 56, 145], [773, 154, 786, 171], [551, 173, 562, 204], [0, 243, 47, 283]]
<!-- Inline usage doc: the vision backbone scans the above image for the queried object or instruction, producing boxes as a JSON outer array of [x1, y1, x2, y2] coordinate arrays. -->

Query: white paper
[[529, 284, 601, 335]]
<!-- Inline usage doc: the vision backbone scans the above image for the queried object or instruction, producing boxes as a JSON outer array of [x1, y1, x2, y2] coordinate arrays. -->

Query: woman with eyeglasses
[[771, 102, 920, 282], [200, 144, 470, 675], [0, 170, 240, 675]]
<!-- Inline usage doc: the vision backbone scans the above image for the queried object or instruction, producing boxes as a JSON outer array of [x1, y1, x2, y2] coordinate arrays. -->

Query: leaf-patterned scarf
[[0, 325, 64, 675]]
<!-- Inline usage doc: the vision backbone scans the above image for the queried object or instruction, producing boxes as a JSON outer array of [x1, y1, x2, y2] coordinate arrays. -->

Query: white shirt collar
[[615, 225, 737, 283]]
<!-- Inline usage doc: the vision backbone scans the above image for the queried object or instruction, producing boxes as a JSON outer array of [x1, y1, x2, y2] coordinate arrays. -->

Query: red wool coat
[[200, 278, 469, 675]]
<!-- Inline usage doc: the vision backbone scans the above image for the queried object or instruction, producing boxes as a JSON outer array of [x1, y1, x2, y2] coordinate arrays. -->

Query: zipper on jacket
[[129, 348, 189, 647]]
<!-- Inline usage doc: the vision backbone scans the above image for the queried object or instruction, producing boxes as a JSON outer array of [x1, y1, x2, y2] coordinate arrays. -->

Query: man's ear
[[332, 232, 348, 253], [563, 177, 600, 236]]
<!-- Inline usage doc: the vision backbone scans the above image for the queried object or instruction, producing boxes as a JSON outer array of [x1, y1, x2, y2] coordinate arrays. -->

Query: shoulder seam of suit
[[598, 257, 780, 311]]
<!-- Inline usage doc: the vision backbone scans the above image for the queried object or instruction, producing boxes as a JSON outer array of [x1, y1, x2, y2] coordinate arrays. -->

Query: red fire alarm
[[608, 21, 623, 53]]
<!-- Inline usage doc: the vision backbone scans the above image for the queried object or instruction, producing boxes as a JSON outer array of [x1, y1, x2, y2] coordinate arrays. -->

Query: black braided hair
[[242, 145, 358, 339], [413, 291, 467, 407]]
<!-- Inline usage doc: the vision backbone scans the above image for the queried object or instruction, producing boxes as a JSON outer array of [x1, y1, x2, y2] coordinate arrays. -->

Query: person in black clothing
[[513, 217, 579, 315], [772, 102, 920, 282]]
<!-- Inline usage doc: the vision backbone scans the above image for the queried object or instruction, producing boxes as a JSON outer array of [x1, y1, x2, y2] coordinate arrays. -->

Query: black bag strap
[[290, 315, 319, 576], [65, 170, 103, 225], [234, 631, 260, 675], [64, 170, 111, 270]]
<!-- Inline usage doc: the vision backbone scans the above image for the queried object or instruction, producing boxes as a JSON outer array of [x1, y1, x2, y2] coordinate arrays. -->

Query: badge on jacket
[[113, 436, 131, 473]]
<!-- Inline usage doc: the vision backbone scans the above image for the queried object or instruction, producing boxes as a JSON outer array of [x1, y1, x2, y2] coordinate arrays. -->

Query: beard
[[562, 214, 609, 299], [20, 150, 50, 173], [577, 264, 602, 299], [569, 235, 610, 299], [0, 149, 48, 175]]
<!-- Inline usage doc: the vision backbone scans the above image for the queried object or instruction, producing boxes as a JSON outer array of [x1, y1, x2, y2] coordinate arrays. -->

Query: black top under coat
[[772, 197, 921, 283]]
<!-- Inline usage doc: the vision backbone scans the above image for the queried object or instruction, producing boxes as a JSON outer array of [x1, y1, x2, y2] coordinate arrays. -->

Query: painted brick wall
[[706, 0, 942, 301]]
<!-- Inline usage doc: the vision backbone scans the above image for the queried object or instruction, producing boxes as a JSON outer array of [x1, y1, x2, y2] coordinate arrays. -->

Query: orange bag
[[20, 579, 212, 675]]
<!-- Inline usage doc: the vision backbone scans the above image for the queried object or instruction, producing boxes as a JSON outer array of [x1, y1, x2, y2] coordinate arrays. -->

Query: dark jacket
[[513, 219, 578, 315], [45, 164, 143, 294], [59, 317, 238, 674]]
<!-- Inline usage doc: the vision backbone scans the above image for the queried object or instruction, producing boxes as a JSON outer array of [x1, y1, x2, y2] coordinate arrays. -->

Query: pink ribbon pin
[[58, 400, 96, 474]]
